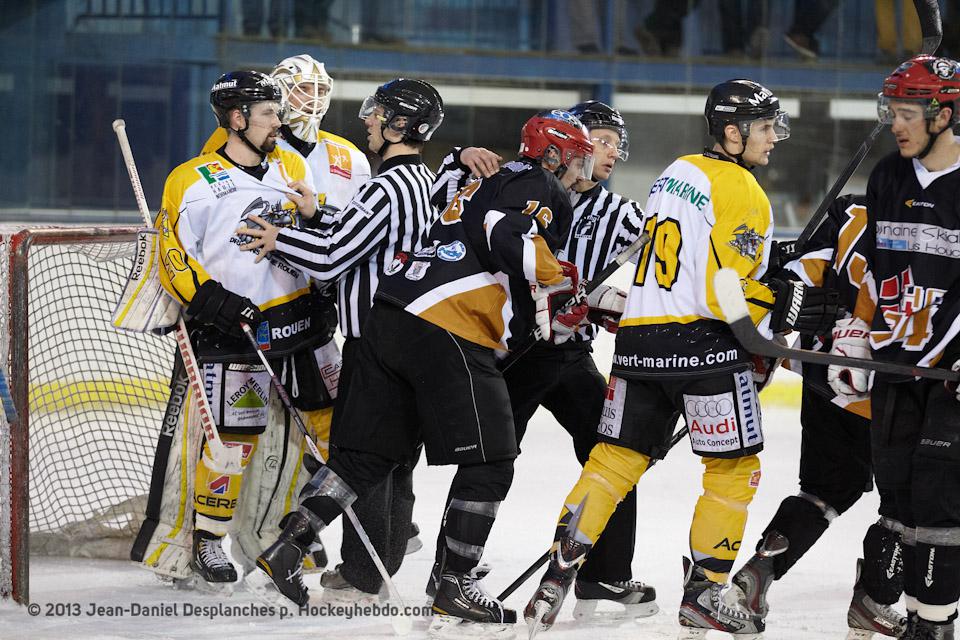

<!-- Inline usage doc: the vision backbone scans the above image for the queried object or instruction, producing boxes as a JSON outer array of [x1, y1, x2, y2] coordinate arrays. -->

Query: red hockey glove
[[532, 261, 588, 344]]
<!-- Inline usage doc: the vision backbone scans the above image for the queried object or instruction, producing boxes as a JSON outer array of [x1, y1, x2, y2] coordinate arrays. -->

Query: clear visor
[[564, 150, 596, 181], [591, 130, 629, 161], [877, 94, 937, 124], [741, 110, 790, 141], [358, 96, 393, 124], [248, 100, 286, 124]]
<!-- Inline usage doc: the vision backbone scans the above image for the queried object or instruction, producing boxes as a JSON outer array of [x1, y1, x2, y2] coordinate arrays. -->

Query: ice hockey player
[[131, 70, 340, 590], [246, 109, 595, 637], [827, 55, 960, 640], [196, 54, 371, 580], [523, 79, 842, 639], [501, 100, 656, 621], [731, 194, 907, 639], [237, 78, 444, 603]]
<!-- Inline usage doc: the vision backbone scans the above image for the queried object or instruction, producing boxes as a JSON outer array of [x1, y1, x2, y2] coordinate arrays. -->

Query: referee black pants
[[330, 338, 415, 594], [503, 340, 637, 583]]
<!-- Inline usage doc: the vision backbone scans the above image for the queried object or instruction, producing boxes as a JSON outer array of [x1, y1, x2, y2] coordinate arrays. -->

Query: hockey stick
[[497, 422, 685, 602], [501, 232, 650, 372], [793, 0, 942, 256], [112, 119, 245, 475], [239, 324, 412, 636], [713, 268, 959, 382]]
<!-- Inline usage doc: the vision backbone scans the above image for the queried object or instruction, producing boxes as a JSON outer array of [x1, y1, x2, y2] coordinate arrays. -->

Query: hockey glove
[[585, 284, 627, 333], [186, 280, 265, 338], [768, 278, 842, 335], [946, 360, 960, 401], [750, 334, 787, 391], [532, 261, 589, 344], [827, 317, 872, 400]]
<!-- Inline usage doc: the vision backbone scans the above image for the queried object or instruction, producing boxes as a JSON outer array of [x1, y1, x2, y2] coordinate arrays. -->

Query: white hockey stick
[[239, 323, 412, 636], [112, 119, 244, 474], [713, 268, 960, 382]]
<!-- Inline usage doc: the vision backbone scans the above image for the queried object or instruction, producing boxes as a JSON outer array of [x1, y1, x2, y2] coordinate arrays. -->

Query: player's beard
[[260, 135, 278, 153]]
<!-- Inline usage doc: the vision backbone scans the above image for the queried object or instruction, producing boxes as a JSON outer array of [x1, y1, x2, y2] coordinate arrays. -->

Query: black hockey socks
[[861, 518, 904, 605], [442, 461, 513, 573], [761, 493, 832, 579]]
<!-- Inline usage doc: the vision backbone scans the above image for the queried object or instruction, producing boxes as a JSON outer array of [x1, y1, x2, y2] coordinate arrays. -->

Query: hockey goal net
[[0, 225, 175, 604]]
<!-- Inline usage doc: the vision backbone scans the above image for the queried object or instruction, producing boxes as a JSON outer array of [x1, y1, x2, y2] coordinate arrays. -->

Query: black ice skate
[[731, 530, 788, 622], [901, 616, 955, 640], [429, 565, 517, 639], [846, 559, 907, 639], [572, 578, 658, 621], [678, 557, 764, 639], [246, 511, 313, 606], [192, 530, 237, 584], [525, 537, 589, 639]]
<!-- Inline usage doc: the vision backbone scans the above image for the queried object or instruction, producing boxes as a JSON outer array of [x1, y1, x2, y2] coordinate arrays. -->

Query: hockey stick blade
[[713, 269, 959, 382]]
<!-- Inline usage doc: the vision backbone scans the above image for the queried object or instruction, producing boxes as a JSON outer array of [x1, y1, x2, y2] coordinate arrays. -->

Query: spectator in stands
[[634, 0, 770, 58], [242, 0, 333, 40], [782, 0, 837, 61], [875, 0, 921, 63], [569, 0, 640, 55]]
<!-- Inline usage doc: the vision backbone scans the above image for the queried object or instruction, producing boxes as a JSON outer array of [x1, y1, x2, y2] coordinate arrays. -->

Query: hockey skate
[[525, 537, 589, 639], [319, 564, 381, 604], [191, 530, 238, 593], [731, 531, 788, 621], [901, 616, 955, 640], [846, 559, 907, 639], [407, 521, 424, 555], [572, 578, 658, 622], [245, 512, 313, 607], [429, 565, 517, 639], [678, 557, 764, 639]]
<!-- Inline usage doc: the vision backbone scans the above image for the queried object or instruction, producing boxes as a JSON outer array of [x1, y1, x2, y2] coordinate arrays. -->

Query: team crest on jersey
[[415, 241, 439, 258], [575, 214, 599, 239], [437, 241, 466, 262], [325, 141, 353, 179], [728, 224, 763, 260], [405, 260, 430, 281], [197, 161, 237, 199], [385, 251, 409, 276]]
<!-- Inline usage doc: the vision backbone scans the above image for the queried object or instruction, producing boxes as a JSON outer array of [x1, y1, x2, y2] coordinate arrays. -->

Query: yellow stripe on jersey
[[201, 128, 228, 155], [620, 314, 702, 327], [199, 129, 308, 184], [155, 161, 213, 305], [532, 234, 564, 285], [260, 286, 312, 311], [415, 283, 509, 351]]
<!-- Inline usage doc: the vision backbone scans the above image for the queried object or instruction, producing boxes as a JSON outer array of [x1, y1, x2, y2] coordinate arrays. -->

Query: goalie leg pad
[[194, 434, 258, 536], [690, 454, 760, 581]]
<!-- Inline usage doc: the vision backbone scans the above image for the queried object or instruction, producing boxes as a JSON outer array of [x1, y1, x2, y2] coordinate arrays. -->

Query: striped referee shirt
[[272, 154, 437, 338], [560, 182, 645, 342]]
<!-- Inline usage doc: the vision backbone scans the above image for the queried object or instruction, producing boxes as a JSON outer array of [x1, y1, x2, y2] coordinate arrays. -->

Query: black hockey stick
[[713, 269, 959, 382], [497, 423, 686, 602], [500, 232, 650, 372], [239, 324, 413, 636], [792, 0, 942, 256]]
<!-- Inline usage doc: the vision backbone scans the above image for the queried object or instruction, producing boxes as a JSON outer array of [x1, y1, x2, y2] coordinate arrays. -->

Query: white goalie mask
[[270, 54, 333, 144]]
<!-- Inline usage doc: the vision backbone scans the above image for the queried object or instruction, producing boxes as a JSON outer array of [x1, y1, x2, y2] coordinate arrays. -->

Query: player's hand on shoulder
[[237, 214, 279, 263], [287, 180, 317, 218], [460, 147, 502, 178], [827, 317, 872, 401]]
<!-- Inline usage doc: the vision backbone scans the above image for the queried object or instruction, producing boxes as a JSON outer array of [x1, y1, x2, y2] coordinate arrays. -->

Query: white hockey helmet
[[271, 54, 333, 144]]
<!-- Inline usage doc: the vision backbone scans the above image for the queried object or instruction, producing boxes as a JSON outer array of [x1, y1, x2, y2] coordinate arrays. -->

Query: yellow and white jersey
[[612, 151, 776, 379], [202, 128, 370, 212], [155, 148, 327, 358]]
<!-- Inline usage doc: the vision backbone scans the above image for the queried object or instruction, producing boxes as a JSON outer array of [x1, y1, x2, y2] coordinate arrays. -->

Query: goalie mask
[[271, 54, 333, 145]]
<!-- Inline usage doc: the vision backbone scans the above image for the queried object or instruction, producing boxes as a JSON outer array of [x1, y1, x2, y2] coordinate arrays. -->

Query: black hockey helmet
[[704, 79, 790, 143], [210, 70, 283, 128], [358, 78, 444, 143], [568, 100, 629, 161]]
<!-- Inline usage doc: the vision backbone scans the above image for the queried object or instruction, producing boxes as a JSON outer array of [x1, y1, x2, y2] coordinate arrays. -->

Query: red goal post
[[0, 225, 175, 604]]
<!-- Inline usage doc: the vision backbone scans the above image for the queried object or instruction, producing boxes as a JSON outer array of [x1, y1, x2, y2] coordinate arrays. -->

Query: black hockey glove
[[185, 280, 265, 338], [767, 278, 842, 335]]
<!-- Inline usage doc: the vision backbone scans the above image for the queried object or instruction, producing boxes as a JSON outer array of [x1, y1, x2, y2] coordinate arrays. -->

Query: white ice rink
[[1, 395, 883, 640]]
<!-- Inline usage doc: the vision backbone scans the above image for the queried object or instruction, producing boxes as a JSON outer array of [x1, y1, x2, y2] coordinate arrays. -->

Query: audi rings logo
[[685, 398, 733, 418]]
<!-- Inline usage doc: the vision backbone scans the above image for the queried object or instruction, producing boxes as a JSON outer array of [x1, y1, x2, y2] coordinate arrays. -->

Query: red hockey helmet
[[519, 110, 595, 181], [878, 55, 960, 124]]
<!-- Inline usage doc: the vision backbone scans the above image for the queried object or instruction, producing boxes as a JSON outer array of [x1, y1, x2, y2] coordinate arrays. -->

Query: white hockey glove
[[827, 317, 873, 400], [585, 284, 627, 333], [532, 260, 588, 344]]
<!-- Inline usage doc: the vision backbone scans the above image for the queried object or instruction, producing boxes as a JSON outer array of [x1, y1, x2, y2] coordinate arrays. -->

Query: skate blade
[[527, 601, 550, 640], [318, 587, 380, 606], [429, 614, 516, 639], [572, 599, 659, 622], [846, 629, 876, 640], [192, 577, 236, 597], [677, 624, 762, 639], [243, 568, 295, 608]]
